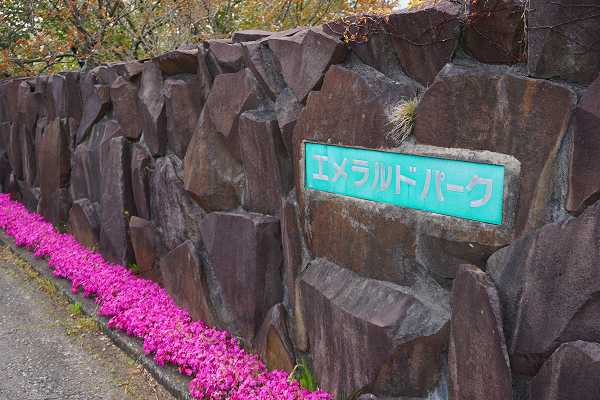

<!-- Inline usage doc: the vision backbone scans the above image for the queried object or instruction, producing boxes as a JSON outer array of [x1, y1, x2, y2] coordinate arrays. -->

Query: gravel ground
[[0, 245, 177, 400]]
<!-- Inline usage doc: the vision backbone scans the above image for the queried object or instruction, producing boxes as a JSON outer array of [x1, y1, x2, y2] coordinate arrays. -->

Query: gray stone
[[274, 88, 302, 155], [129, 216, 162, 283], [75, 84, 110, 144], [241, 40, 286, 99], [110, 76, 142, 139], [130, 142, 153, 220]]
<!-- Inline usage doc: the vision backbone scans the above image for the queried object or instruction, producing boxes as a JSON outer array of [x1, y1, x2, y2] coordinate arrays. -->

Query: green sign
[[305, 142, 505, 225]]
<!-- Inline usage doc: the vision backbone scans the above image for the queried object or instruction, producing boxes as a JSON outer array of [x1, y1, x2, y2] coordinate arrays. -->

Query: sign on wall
[[305, 142, 505, 225]]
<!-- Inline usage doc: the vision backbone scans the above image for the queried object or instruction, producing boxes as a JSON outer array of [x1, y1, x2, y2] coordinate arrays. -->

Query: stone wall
[[1, 1, 600, 399]]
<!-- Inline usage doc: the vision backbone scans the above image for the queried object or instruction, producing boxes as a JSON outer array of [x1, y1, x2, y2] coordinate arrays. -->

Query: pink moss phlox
[[0, 194, 332, 400]]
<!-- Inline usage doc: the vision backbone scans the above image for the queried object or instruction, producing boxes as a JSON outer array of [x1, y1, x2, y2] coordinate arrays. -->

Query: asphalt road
[[0, 245, 176, 400]]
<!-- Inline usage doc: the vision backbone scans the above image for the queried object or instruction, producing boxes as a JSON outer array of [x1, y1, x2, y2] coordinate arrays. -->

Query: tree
[[0, 0, 396, 78]]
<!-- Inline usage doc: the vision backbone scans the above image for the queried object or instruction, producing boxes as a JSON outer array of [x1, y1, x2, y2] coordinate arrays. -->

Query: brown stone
[[129, 216, 162, 283], [529, 341, 600, 400], [567, 75, 600, 213], [239, 109, 292, 215], [204, 68, 264, 157], [280, 191, 305, 321], [196, 46, 214, 100], [130, 142, 153, 220], [47, 72, 82, 122], [385, 1, 463, 85], [150, 154, 205, 251], [99, 136, 134, 265], [75, 84, 110, 144], [299, 258, 449, 398], [159, 240, 215, 324], [293, 61, 420, 199], [487, 200, 600, 376], [183, 111, 244, 211], [110, 76, 142, 139], [38, 118, 71, 225], [153, 49, 198, 76], [207, 40, 245, 74], [201, 211, 283, 342], [449, 265, 512, 400], [414, 61, 575, 235], [463, 0, 525, 64], [68, 198, 100, 250], [232, 29, 274, 43], [528, 0, 600, 84], [268, 28, 347, 101], [138, 61, 166, 156], [274, 88, 302, 155], [163, 75, 204, 159], [254, 303, 295, 372], [241, 40, 286, 100]]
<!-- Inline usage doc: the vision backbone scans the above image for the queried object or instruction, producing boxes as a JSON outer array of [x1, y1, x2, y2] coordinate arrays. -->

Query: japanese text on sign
[[305, 142, 505, 225]]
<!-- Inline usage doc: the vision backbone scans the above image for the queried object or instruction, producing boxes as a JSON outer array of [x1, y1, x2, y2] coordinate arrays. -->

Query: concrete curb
[[0, 231, 193, 400]]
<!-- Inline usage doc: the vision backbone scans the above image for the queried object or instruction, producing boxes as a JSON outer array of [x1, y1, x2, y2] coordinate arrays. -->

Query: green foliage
[[1, 0, 396, 78], [69, 302, 83, 316], [128, 262, 141, 274], [289, 357, 318, 392], [387, 95, 420, 146]]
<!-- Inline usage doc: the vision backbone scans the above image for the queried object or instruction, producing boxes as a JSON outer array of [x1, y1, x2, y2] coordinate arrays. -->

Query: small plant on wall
[[387, 94, 421, 146]]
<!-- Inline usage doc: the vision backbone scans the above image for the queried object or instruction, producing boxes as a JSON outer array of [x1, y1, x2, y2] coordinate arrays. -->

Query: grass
[[289, 356, 318, 392], [387, 95, 420, 146]]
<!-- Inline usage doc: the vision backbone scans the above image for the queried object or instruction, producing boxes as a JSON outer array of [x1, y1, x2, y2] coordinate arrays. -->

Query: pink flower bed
[[0, 194, 331, 400]]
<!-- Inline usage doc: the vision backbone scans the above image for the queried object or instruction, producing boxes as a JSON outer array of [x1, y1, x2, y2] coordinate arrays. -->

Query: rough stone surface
[[204, 68, 264, 157], [487, 201, 600, 376], [528, 0, 600, 83], [207, 40, 245, 73], [70, 119, 122, 203], [241, 40, 286, 100], [268, 28, 347, 101], [110, 76, 142, 139], [153, 49, 198, 76], [281, 191, 305, 321], [37, 118, 71, 225], [449, 265, 512, 400], [254, 303, 295, 372], [138, 61, 166, 156], [129, 216, 162, 283], [150, 154, 206, 251], [99, 136, 134, 265], [239, 109, 291, 215], [68, 198, 100, 250], [293, 61, 420, 199], [567, 75, 600, 213], [299, 258, 449, 398], [75, 84, 110, 145], [183, 112, 244, 211], [463, 0, 525, 64], [274, 88, 302, 155], [232, 29, 274, 43], [201, 211, 283, 342], [414, 61, 575, 235], [163, 75, 204, 159], [130, 143, 153, 220], [385, 1, 463, 85], [529, 341, 600, 400], [159, 240, 215, 324]]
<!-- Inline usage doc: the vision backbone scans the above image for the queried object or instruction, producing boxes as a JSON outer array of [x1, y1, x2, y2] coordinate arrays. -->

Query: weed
[[387, 95, 420, 146], [127, 262, 141, 274], [289, 356, 318, 392], [70, 302, 83, 316]]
